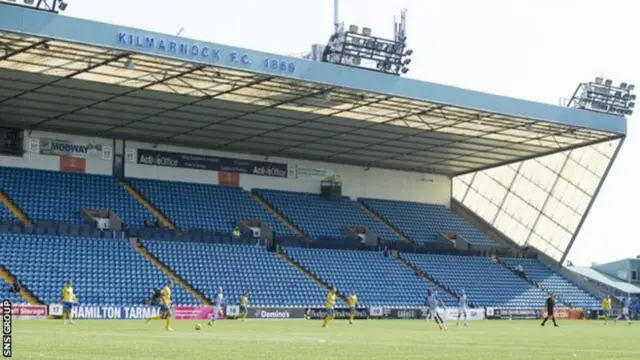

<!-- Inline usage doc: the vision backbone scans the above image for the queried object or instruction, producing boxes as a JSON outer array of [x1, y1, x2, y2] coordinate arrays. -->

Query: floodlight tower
[[320, 1, 413, 76], [567, 77, 636, 117], [0, 0, 68, 13]]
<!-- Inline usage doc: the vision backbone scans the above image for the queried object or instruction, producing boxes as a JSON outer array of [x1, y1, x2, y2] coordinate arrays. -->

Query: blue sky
[[64, 0, 639, 265]]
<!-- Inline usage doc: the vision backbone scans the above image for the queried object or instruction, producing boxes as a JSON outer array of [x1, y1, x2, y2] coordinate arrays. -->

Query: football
[[194, 324, 202, 330]]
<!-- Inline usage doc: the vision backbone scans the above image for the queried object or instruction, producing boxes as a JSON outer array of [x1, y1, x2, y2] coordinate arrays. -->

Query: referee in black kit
[[541, 293, 559, 327]]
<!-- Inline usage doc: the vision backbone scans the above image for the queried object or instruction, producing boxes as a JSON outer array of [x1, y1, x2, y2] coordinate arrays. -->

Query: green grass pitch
[[9, 319, 640, 359]]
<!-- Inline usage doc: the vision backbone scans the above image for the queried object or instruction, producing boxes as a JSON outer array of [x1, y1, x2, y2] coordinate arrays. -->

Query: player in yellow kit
[[602, 295, 612, 325], [347, 290, 358, 325], [322, 288, 337, 328], [61, 280, 77, 325], [146, 280, 174, 331], [237, 292, 249, 322]]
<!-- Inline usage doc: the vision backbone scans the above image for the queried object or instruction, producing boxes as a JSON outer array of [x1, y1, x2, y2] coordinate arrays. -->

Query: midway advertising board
[[381, 308, 485, 320], [540, 308, 584, 320], [11, 304, 46, 320], [304, 308, 369, 320], [248, 307, 305, 319], [485, 308, 539, 320], [39, 138, 103, 159], [137, 149, 288, 178], [67, 306, 162, 319]]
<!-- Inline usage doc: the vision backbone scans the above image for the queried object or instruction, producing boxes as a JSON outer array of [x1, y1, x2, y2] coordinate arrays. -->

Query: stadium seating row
[[0, 233, 198, 306], [403, 253, 551, 308], [142, 240, 328, 308], [501, 258, 600, 309], [360, 198, 494, 245], [0, 167, 498, 247], [284, 247, 457, 307], [0, 167, 601, 310], [0, 167, 150, 227]]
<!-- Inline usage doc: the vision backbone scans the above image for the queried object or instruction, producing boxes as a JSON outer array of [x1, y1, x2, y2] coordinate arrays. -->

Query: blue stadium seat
[[0, 233, 198, 306], [501, 258, 601, 308], [404, 253, 549, 308], [256, 189, 400, 243], [285, 247, 455, 307], [0, 167, 151, 227], [0, 202, 14, 221], [129, 179, 292, 235], [142, 240, 326, 307], [0, 280, 25, 305], [360, 198, 495, 245]]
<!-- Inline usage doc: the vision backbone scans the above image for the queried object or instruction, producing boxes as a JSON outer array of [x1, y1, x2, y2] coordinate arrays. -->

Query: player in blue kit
[[614, 294, 632, 326], [457, 289, 468, 327], [208, 287, 225, 326], [425, 289, 447, 331]]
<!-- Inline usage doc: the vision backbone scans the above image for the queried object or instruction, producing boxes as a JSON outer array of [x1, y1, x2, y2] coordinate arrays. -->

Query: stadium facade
[[0, 4, 625, 263], [0, 3, 630, 315]]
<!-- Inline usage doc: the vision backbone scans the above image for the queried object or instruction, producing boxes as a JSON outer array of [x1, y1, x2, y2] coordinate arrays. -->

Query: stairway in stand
[[120, 180, 179, 232], [133, 240, 211, 306], [0, 265, 42, 305], [0, 188, 31, 226], [358, 200, 411, 244]]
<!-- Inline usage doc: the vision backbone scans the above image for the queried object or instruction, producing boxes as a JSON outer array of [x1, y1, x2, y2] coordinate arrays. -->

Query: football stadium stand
[[501, 258, 600, 308], [256, 189, 400, 243], [360, 198, 494, 245], [403, 253, 549, 308], [284, 247, 456, 307], [142, 240, 326, 307], [129, 179, 292, 235], [0, 233, 197, 306], [0, 3, 626, 323], [0, 168, 150, 227]]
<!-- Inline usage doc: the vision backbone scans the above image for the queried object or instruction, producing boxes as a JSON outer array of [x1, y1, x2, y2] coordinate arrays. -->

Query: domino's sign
[[71, 306, 161, 319]]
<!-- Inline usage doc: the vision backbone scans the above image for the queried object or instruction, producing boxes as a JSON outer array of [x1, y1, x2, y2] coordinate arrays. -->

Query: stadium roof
[[569, 267, 640, 295], [0, 5, 627, 176]]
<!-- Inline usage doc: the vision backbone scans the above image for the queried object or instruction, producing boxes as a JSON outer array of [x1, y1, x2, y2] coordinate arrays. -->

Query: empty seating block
[[404, 253, 548, 308], [0, 234, 197, 306], [0, 281, 24, 305], [143, 241, 326, 307], [285, 248, 455, 307], [502, 258, 600, 308], [257, 189, 400, 242], [361, 198, 494, 245], [0, 167, 150, 227], [129, 179, 292, 235]]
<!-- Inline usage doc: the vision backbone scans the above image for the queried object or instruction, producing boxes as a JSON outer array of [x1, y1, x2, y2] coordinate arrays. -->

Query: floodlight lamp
[[58, 0, 68, 11], [628, 84, 635, 91], [362, 27, 372, 36], [621, 82, 628, 89], [403, 58, 411, 66], [348, 24, 358, 33], [629, 102, 635, 109], [630, 94, 636, 101], [595, 77, 603, 84], [401, 67, 409, 74], [23, 0, 35, 5], [405, 49, 413, 56], [605, 79, 613, 86], [622, 93, 629, 100], [615, 91, 622, 98]]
